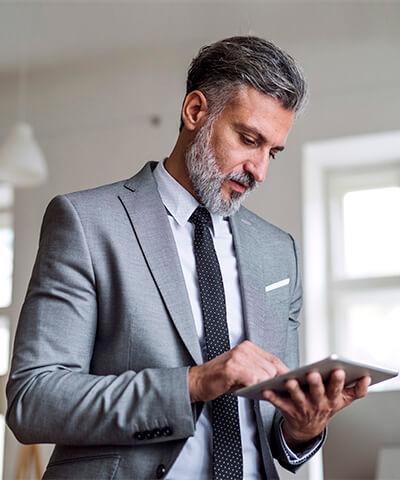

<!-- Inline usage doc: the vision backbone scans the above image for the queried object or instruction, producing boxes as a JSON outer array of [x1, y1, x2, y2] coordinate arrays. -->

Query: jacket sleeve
[[6, 194, 196, 446], [269, 235, 325, 472]]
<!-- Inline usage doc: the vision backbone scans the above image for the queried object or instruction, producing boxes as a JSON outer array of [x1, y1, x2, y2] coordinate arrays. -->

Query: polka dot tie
[[189, 206, 243, 480]]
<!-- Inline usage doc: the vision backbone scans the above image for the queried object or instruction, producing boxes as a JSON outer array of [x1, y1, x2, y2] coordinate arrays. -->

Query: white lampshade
[[0, 122, 48, 187]]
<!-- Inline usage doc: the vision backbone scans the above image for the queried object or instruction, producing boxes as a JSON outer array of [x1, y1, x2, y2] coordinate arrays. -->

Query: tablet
[[234, 354, 398, 401]]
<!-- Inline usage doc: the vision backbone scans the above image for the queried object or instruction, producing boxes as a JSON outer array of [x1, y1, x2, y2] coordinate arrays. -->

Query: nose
[[243, 153, 270, 184]]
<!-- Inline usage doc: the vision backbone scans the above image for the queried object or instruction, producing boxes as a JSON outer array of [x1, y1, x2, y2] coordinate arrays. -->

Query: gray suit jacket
[[6, 161, 310, 479]]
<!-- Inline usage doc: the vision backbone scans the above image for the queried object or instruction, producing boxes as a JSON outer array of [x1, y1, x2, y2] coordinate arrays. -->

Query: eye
[[240, 134, 257, 145], [269, 151, 276, 160], [240, 134, 257, 147]]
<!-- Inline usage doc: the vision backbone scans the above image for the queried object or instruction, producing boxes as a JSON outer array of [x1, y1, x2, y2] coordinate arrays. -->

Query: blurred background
[[0, 1, 399, 479]]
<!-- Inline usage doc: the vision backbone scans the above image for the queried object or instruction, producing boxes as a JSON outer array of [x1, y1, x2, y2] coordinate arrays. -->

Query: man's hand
[[188, 340, 288, 402], [262, 369, 371, 449]]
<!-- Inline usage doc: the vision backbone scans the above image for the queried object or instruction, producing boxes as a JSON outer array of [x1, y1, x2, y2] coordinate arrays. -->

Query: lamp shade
[[0, 122, 48, 187]]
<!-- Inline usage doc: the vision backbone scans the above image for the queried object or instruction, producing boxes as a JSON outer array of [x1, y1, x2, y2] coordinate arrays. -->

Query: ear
[[181, 90, 209, 132]]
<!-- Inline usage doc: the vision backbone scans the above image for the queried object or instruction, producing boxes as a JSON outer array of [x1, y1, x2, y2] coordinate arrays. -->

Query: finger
[[238, 341, 288, 377], [228, 346, 276, 385], [285, 378, 307, 409], [257, 359, 280, 380], [267, 354, 289, 375], [226, 358, 270, 387], [249, 342, 289, 375], [326, 369, 346, 401], [239, 365, 277, 386], [344, 376, 371, 401], [258, 350, 289, 375], [262, 389, 293, 414], [231, 342, 290, 390], [355, 376, 371, 398], [306, 372, 325, 404]]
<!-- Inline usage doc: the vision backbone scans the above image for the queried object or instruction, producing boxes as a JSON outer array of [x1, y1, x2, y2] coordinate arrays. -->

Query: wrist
[[188, 366, 201, 403], [281, 420, 322, 451]]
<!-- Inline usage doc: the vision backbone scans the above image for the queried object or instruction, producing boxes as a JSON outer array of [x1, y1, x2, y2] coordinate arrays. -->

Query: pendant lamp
[[0, 57, 48, 187], [0, 122, 47, 186]]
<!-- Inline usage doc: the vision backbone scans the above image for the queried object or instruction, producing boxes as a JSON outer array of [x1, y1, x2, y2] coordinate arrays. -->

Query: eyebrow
[[233, 121, 285, 151]]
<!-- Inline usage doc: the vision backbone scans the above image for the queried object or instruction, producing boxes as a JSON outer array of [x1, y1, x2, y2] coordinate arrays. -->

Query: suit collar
[[120, 161, 203, 365]]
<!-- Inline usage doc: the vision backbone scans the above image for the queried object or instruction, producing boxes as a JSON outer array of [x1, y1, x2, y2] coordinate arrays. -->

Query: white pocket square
[[265, 278, 290, 293]]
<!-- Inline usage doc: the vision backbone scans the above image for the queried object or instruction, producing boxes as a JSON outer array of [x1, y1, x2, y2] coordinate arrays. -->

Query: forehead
[[218, 86, 295, 142]]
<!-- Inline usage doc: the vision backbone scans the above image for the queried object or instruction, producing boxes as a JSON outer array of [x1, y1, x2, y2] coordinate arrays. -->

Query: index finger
[[247, 342, 289, 375], [259, 349, 289, 375]]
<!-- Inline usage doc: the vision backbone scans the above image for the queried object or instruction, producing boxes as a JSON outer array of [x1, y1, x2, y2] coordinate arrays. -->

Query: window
[[0, 182, 13, 479], [0, 316, 10, 377], [303, 131, 400, 480], [0, 183, 13, 372], [0, 211, 14, 308], [0, 414, 4, 480], [327, 167, 400, 390]]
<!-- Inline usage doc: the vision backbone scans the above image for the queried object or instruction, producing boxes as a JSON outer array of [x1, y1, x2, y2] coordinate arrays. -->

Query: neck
[[165, 133, 198, 200]]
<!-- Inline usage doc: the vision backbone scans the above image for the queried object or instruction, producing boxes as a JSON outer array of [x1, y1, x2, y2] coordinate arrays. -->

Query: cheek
[[212, 137, 230, 159], [210, 125, 249, 172], [213, 141, 247, 173]]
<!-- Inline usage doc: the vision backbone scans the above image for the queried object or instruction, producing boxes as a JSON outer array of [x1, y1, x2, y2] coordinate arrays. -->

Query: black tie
[[189, 206, 243, 480]]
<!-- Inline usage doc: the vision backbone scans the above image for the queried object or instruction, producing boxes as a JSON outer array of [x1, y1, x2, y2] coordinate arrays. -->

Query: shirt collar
[[153, 159, 226, 234]]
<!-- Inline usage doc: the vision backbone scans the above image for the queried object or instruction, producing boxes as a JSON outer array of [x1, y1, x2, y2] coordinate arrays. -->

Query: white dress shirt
[[153, 159, 322, 479]]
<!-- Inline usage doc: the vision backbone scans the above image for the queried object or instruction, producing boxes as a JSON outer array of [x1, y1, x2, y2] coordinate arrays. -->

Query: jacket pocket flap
[[43, 454, 120, 480]]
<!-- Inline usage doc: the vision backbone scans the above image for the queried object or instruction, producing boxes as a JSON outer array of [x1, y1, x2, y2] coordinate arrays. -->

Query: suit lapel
[[229, 209, 286, 359], [119, 162, 203, 365]]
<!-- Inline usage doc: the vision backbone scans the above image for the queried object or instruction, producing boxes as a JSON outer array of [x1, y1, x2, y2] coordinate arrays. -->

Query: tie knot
[[189, 206, 212, 229]]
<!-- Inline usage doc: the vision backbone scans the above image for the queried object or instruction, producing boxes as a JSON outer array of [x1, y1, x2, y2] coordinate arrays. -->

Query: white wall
[[1, 17, 400, 479]]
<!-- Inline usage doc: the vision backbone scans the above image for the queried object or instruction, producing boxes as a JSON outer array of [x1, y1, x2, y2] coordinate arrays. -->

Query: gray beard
[[185, 118, 258, 216]]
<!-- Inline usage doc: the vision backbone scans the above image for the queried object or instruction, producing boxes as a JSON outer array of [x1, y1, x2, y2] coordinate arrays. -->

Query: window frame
[[325, 166, 400, 391], [0, 182, 14, 480], [302, 131, 400, 480]]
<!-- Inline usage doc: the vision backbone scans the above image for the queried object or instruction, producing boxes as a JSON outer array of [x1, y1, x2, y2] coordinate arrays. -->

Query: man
[[6, 36, 370, 479]]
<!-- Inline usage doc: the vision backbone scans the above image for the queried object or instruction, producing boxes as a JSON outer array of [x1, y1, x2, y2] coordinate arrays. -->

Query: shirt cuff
[[278, 419, 326, 465]]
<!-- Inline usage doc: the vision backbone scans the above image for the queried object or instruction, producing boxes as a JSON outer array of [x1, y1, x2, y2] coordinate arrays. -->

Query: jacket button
[[153, 428, 162, 437], [156, 464, 166, 478], [134, 432, 145, 441], [144, 430, 154, 440], [161, 426, 172, 437]]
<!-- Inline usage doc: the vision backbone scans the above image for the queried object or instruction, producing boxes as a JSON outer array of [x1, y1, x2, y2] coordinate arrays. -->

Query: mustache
[[225, 171, 257, 190]]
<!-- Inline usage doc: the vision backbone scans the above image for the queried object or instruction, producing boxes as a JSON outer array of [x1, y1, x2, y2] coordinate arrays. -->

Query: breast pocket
[[265, 284, 290, 306], [43, 454, 121, 480]]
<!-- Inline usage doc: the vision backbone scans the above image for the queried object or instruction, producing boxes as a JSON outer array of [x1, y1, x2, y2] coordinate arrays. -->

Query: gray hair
[[179, 36, 308, 131]]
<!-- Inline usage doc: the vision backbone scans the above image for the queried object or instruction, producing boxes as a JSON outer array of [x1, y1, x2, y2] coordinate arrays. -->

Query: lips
[[229, 179, 248, 193]]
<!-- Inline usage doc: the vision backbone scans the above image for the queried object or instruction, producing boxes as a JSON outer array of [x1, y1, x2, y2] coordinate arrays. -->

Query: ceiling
[[0, 1, 399, 74]]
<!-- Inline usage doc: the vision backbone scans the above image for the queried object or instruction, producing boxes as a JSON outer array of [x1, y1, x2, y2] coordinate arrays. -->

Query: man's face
[[185, 86, 295, 216]]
